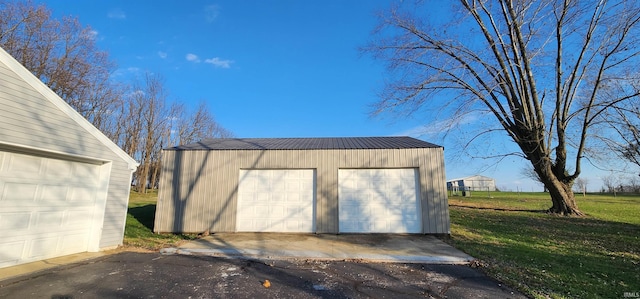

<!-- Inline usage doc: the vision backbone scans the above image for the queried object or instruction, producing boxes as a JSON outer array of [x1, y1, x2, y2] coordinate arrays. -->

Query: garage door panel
[[285, 205, 306, 216], [269, 205, 287, 218], [6, 154, 41, 174], [285, 221, 304, 231], [36, 211, 64, 228], [272, 180, 286, 191], [339, 208, 358, 220], [390, 205, 420, 216], [0, 150, 104, 268], [340, 178, 356, 189], [237, 169, 315, 232], [44, 159, 73, 178], [61, 233, 91, 254], [339, 168, 421, 233], [271, 193, 284, 202], [369, 192, 387, 203], [73, 163, 100, 182], [0, 212, 30, 230], [65, 209, 94, 226], [2, 182, 37, 201], [255, 193, 269, 202], [255, 180, 270, 191], [338, 220, 359, 232], [0, 241, 25, 267], [285, 192, 302, 202], [69, 186, 96, 202], [40, 185, 69, 201], [29, 237, 58, 258]]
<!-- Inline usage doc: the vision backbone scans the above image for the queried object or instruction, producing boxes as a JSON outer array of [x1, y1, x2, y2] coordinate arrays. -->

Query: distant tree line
[[0, 1, 232, 192], [601, 174, 640, 195]]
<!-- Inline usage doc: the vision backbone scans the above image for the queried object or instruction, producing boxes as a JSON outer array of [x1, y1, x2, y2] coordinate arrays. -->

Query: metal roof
[[168, 137, 441, 151]]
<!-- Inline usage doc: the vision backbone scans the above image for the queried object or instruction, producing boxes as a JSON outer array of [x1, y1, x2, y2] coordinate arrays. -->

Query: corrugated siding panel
[[435, 148, 450, 233], [155, 147, 450, 234], [0, 60, 134, 249]]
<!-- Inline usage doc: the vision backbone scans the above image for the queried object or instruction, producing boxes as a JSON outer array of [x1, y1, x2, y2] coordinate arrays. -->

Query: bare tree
[[172, 101, 234, 146], [574, 178, 588, 197], [599, 96, 640, 172], [133, 74, 174, 193], [627, 176, 640, 193], [601, 174, 618, 195], [520, 164, 547, 192], [0, 1, 121, 133], [146, 101, 234, 190], [367, 0, 640, 215], [116, 75, 233, 192]]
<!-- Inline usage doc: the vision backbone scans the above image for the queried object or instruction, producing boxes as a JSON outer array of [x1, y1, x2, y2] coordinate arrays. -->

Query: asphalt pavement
[[0, 251, 526, 298]]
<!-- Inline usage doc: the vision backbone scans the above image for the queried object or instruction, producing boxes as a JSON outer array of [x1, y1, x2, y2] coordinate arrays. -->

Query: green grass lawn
[[123, 190, 196, 250], [447, 192, 640, 299]]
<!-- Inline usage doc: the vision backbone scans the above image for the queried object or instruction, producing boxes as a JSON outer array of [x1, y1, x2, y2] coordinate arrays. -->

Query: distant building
[[447, 175, 497, 194]]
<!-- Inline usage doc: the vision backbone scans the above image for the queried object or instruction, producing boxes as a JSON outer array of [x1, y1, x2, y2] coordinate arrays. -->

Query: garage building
[[154, 137, 449, 234], [0, 47, 138, 268]]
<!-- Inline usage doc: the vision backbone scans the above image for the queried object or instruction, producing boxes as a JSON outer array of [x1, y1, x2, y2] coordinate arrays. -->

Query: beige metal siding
[[155, 147, 450, 234], [0, 59, 135, 249]]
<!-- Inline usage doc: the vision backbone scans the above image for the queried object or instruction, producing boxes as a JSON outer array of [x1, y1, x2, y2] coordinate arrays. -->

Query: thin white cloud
[[186, 53, 233, 68], [112, 66, 143, 78], [204, 57, 233, 68], [83, 30, 99, 40], [205, 5, 220, 22], [186, 53, 200, 62], [129, 90, 145, 98], [108, 9, 126, 19], [158, 51, 168, 59]]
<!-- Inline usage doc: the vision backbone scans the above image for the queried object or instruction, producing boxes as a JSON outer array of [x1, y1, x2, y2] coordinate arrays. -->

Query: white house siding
[[98, 160, 135, 248], [0, 51, 136, 250], [155, 147, 450, 234]]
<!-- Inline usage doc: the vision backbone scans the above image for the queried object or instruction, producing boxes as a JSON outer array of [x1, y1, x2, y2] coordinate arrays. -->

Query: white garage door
[[339, 168, 421, 233], [0, 150, 105, 268], [237, 169, 315, 232]]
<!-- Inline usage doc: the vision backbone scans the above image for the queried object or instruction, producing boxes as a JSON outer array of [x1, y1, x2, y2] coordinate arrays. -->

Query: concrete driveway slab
[[164, 233, 474, 264]]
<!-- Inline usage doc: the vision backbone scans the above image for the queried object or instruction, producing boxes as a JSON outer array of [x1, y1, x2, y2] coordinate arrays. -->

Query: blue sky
[[35, 0, 618, 192]]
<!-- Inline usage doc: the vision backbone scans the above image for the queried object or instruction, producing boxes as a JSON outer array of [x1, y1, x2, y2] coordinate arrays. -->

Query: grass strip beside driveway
[[124, 191, 196, 250]]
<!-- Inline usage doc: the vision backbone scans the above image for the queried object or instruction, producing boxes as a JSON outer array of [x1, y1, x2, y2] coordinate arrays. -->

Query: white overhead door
[[0, 150, 106, 268], [339, 168, 421, 233], [236, 169, 315, 232]]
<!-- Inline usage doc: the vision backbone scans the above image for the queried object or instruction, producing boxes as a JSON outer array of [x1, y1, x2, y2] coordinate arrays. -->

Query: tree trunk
[[150, 161, 160, 190], [543, 174, 584, 216], [135, 161, 149, 194]]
